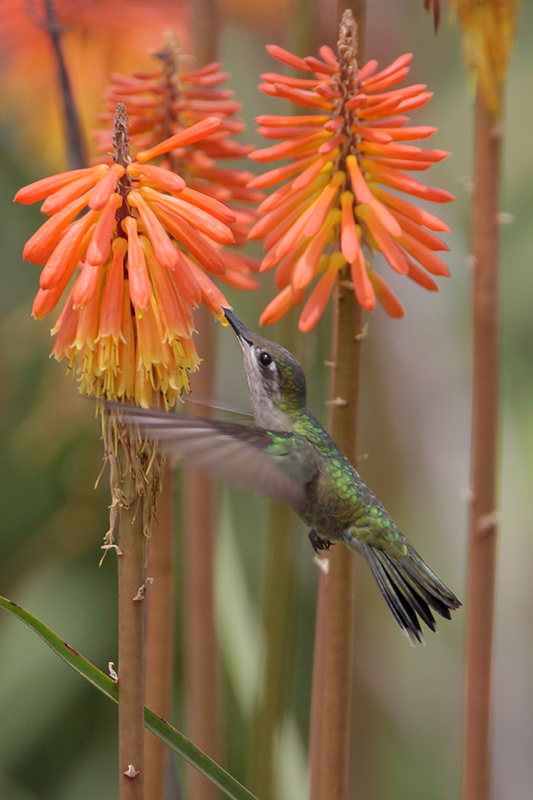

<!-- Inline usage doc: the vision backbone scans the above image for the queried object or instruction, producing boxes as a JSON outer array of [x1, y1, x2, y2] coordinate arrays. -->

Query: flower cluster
[[248, 11, 454, 331], [94, 33, 261, 291], [15, 107, 233, 408]]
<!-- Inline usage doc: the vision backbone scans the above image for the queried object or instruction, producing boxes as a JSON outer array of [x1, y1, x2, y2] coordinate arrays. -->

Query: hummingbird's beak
[[223, 308, 253, 345]]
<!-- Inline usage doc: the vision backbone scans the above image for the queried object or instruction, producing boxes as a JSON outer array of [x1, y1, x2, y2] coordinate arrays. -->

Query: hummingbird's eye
[[259, 351, 273, 367]]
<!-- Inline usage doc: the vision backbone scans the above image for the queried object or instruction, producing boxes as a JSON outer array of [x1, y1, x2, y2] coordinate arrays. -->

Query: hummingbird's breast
[[292, 411, 371, 541], [299, 458, 363, 539]]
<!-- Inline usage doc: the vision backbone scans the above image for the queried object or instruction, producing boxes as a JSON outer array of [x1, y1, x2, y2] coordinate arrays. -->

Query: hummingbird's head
[[224, 308, 307, 430]]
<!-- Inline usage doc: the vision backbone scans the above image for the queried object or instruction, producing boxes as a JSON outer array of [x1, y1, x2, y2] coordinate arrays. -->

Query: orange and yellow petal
[[299, 258, 341, 332], [252, 32, 453, 325], [86, 192, 123, 266], [122, 215, 152, 310]]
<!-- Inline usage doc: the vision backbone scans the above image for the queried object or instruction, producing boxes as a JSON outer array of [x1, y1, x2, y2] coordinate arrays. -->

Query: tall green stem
[[462, 89, 501, 800]]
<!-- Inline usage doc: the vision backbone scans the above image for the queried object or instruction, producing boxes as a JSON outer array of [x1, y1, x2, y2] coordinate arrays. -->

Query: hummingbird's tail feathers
[[360, 543, 461, 646]]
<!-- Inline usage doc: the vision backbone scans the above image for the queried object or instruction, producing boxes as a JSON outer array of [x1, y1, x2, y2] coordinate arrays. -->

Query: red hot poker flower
[[248, 11, 454, 331], [15, 105, 231, 409], [94, 32, 262, 292]]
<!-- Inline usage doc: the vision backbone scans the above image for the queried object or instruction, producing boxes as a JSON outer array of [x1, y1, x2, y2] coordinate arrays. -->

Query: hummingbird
[[112, 308, 461, 644]]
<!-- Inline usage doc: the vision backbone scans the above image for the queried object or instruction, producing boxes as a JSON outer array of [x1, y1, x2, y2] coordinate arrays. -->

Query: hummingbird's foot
[[308, 530, 333, 554]]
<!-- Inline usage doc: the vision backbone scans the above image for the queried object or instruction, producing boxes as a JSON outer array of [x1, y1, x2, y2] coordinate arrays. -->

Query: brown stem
[[309, 7, 366, 798], [310, 287, 363, 800], [118, 476, 146, 799], [192, 0, 219, 66], [145, 464, 175, 800], [184, 308, 219, 800], [462, 89, 501, 800]]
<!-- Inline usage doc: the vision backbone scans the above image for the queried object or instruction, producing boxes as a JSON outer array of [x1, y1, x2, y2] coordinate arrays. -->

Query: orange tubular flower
[[249, 11, 454, 331], [16, 104, 235, 409], [93, 32, 262, 292]]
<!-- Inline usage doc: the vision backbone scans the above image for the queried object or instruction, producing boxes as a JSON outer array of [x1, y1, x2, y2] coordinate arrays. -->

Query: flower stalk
[[453, 3, 520, 797], [102, 411, 162, 799], [462, 76, 501, 800], [310, 290, 363, 800], [117, 467, 147, 799], [309, 12, 364, 800], [144, 464, 176, 800]]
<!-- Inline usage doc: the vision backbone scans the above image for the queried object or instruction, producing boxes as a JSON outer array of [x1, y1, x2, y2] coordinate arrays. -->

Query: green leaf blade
[[0, 595, 258, 800]]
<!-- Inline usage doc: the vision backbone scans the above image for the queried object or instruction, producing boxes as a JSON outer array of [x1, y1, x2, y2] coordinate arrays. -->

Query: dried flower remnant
[[94, 32, 262, 292], [15, 104, 233, 410], [249, 10, 454, 331], [423, 0, 441, 31], [451, 0, 520, 113]]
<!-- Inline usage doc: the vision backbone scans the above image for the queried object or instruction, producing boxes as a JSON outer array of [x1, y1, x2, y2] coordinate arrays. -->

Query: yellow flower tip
[[32, 288, 56, 320], [183, 255, 230, 317]]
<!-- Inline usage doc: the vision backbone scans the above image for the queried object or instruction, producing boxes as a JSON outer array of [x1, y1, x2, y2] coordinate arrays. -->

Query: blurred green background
[[0, 1, 532, 798]]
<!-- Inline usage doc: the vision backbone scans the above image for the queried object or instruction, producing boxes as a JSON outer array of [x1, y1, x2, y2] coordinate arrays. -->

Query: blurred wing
[[185, 395, 253, 423], [107, 403, 318, 510]]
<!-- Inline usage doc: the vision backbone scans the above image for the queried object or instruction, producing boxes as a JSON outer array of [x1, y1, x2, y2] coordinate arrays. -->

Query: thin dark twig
[[26, 0, 87, 167]]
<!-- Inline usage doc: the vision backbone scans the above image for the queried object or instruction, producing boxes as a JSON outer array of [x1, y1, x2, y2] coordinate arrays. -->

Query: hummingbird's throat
[[239, 343, 294, 431]]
